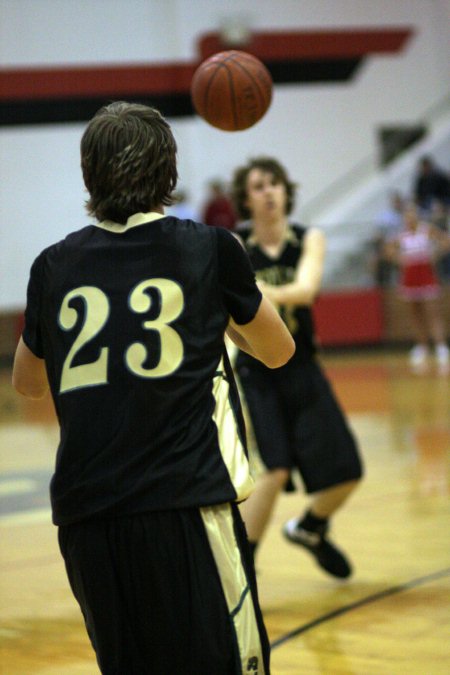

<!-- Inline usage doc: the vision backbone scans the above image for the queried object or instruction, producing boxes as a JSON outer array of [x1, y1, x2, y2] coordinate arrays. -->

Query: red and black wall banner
[[0, 28, 413, 126]]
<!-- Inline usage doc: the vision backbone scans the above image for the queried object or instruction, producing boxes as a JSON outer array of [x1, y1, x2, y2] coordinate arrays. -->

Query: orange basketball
[[191, 50, 273, 131]]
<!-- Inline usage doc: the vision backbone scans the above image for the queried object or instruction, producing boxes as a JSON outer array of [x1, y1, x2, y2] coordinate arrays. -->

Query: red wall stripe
[[0, 63, 196, 101], [199, 28, 413, 61], [313, 289, 384, 346], [0, 28, 413, 102]]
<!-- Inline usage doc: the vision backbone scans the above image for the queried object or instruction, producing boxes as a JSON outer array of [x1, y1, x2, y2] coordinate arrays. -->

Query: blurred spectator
[[413, 156, 450, 211], [372, 191, 404, 286], [202, 180, 237, 231], [166, 189, 199, 221], [384, 201, 449, 372], [429, 198, 449, 232], [430, 199, 450, 283], [376, 191, 405, 238]]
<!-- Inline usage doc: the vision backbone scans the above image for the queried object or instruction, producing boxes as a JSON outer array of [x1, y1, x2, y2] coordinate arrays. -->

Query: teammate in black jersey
[[231, 157, 363, 580], [12, 103, 295, 675]]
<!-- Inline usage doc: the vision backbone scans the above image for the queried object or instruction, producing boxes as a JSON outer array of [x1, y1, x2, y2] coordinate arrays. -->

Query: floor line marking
[[271, 567, 450, 649]]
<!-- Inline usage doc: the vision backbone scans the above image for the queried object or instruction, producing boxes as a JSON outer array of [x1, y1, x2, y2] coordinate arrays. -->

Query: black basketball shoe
[[282, 518, 352, 579]]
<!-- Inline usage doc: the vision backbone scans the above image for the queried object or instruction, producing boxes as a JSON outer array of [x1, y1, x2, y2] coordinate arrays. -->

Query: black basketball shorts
[[58, 503, 270, 674], [236, 358, 363, 493]]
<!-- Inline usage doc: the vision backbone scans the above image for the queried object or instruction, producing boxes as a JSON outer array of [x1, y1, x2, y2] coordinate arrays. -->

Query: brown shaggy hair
[[231, 156, 297, 220], [81, 101, 178, 223]]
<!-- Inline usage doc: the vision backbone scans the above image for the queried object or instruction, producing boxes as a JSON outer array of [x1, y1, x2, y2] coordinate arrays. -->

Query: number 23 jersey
[[23, 214, 262, 524]]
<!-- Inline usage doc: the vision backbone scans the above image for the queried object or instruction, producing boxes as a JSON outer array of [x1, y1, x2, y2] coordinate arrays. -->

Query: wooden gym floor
[[0, 348, 449, 674]]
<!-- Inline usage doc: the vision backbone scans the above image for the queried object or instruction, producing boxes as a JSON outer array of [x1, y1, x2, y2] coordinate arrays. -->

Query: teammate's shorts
[[236, 357, 363, 493], [58, 503, 270, 675]]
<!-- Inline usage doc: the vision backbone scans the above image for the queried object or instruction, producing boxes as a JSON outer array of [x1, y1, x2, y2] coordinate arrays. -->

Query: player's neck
[[252, 216, 288, 245]]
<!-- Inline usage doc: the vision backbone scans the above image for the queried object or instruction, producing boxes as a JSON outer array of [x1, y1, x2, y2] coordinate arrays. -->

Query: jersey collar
[[95, 211, 165, 233], [247, 224, 298, 248]]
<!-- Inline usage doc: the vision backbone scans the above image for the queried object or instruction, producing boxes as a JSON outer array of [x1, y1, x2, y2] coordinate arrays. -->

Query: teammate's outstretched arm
[[258, 228, 325, 307], [227, 296, 295, 369]]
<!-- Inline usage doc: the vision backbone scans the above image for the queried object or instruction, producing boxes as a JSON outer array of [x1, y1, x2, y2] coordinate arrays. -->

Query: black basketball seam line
[[219, 51, 263, 67], [228, 59, 271, 110], [196, 55, 270, 130], [225, 64, 239, 130], [210, 52, 272, 105], [270, 566, 450, 650], [216, 55, 270, 128], [221, 51, 272, 95], [200, 63, 229, 120], [227, 52, 265, 68], [200, 60, 239, 130], [218, 51, 243, 64]]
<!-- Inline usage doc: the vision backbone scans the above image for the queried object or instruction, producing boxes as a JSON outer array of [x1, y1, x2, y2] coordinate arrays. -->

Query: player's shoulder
[[291, 223, 325, 242], [166, 214, 205, 228], [32, 225, 94, 265], [289, 223, 308, 236], [64, 224, 99, 245], [287, 223, 309, 246], [165, 214, 220, 240], [234, 222, 252, 241]]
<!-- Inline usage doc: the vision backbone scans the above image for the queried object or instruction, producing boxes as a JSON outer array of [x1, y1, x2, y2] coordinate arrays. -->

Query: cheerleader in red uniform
[[386, 201, 449, 370]]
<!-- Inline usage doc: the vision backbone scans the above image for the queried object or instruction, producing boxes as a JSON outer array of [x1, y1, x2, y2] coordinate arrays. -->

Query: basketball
[[191, 50, 273, 132]]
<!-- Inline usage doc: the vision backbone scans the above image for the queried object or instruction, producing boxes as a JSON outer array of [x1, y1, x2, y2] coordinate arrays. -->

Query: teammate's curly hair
[[81, 101, 178, 223], [231, 156, 297, 220]]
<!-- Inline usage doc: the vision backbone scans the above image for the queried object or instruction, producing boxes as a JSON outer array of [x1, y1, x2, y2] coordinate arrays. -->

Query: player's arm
[[218, 226, 294, 367], [226, 296, 295, 369], [258, 228, 325, 307], [12, 337, 49, 399]]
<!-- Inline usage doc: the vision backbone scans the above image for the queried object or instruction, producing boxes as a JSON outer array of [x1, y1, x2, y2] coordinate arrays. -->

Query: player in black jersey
[[12, 103, 295, 675], [231, 157, 363, 580]]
